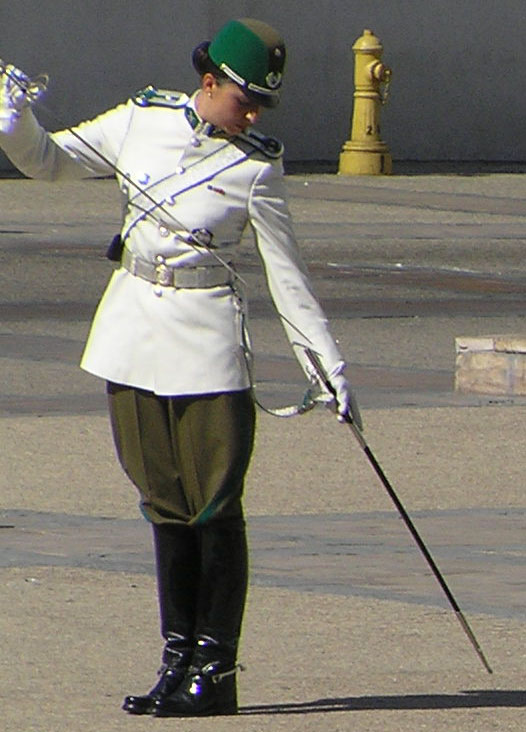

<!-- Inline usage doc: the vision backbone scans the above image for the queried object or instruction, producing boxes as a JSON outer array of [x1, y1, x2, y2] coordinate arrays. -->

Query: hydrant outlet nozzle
[[369, 61, 391, 83]]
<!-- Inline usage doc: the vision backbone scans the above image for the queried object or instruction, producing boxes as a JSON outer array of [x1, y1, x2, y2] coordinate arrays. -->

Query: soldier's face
[[198, 75, 261, 134]]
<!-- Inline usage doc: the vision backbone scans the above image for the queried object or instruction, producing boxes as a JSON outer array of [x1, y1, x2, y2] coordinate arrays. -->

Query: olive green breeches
[[106, 383, 256, 525]]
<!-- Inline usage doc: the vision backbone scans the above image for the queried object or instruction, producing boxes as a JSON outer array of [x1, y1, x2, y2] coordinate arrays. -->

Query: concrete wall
[[1, 0, 526, 167]]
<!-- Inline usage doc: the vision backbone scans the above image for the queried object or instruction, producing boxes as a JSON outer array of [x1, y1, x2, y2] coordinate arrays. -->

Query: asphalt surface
[[1, 170, 526, 731]]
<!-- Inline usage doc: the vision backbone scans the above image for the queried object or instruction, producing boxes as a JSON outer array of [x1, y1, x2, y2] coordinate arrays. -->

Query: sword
[[304, 347, 493, 675]]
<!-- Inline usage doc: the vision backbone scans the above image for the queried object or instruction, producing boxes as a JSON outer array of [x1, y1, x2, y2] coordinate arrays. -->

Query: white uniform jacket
[[0, 89, 345, 396]]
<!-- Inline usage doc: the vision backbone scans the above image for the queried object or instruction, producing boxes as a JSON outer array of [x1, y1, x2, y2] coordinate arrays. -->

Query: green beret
[[208, 18, 286, 107]]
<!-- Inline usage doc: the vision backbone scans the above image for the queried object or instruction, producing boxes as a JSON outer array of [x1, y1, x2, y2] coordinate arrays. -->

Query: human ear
[[201, 73, 217, 96]]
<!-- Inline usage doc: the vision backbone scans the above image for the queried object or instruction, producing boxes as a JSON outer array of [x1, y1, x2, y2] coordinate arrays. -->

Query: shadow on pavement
[[240, 689, 526, 714]]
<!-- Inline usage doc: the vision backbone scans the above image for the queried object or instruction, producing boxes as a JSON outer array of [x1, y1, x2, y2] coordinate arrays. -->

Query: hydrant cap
[[352, 29, 383, 54]]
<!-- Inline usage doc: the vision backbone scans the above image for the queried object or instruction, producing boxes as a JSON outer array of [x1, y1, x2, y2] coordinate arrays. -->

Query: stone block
[[455, 334, 526, 395]]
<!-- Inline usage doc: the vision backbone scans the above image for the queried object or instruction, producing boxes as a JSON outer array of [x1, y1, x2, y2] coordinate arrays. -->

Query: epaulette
[[132, 86, 188, 109], [236, 129, 284, 159]]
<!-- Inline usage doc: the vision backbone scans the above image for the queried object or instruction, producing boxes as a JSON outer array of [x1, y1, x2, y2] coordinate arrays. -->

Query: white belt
[[122, 247, 233, 289]]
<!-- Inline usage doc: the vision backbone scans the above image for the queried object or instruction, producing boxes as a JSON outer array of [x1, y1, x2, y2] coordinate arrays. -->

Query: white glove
[[326, 365, 363, 429], [302, 349, 364, 429], [0, 61, 47, 134]]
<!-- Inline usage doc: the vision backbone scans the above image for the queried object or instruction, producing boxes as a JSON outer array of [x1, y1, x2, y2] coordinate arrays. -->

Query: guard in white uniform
[[0, 18, 356, 717]]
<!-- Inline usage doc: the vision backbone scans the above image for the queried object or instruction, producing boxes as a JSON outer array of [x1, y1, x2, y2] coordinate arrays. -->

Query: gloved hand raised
[[0, 61, 47, 133]]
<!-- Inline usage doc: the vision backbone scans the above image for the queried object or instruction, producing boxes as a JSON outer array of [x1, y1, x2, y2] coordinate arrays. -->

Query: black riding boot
[[122, 632, 193, 714], [153, 518, 248, 717], [122, 522, 200, 715]]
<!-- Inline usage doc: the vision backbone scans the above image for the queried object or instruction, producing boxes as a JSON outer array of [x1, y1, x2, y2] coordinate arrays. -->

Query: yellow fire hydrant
[[339, 29, 392, 175]]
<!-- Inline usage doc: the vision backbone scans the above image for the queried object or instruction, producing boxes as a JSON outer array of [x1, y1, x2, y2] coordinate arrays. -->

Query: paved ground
[[1, 169, 526, 731]]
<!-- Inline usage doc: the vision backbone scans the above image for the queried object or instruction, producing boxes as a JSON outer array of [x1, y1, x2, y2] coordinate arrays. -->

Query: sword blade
[[304, 347, 493, 674]]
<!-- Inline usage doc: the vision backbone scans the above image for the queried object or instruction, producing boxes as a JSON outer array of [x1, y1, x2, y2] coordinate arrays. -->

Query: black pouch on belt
[[106, 234, 125, 262]]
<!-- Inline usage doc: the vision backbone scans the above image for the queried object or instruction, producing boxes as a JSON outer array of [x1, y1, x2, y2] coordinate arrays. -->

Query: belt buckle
[[155, 262, 173, 287]]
